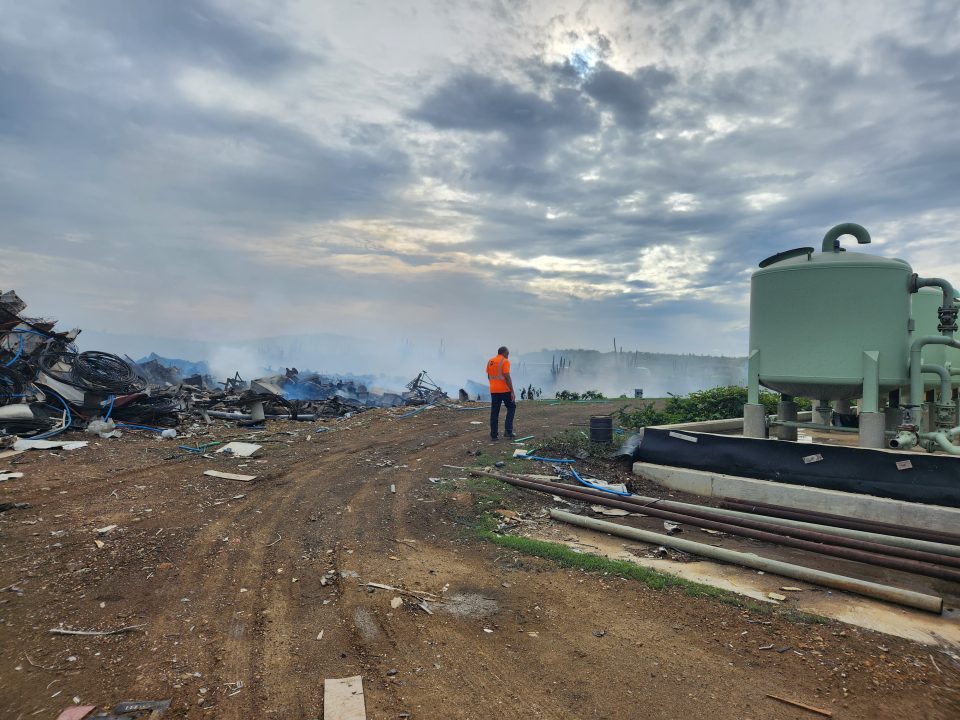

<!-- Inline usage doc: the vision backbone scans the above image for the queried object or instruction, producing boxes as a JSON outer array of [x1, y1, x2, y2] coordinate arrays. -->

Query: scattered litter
[[780, 586, 803, 592], [483, 628, 493, 633], [55, 706, 96, 720], [590, 505, 630, 517], [0, 471, 24, 481], [316, 630, 324, 641], [765, 693, 832, 717], [94, 539, 105, 549], [494, 509, 520, 521], [216, 441, 262, 457], [96, 524, 117, 535], [390, 484, 396, 493], [663, 521, 682, 534], [593, 629, 606, 638], [323, 675, 366, 720], [366, 582, 439, 602], [13, 439, 88, 451], [767, 592, 787, 601], [511, 435, 535, 443], [469, 421, 483, 425], [112, 699, 172, 715], [49, 624, 146, 636], [203, 470, 257, 482], [512, 448, 529, 458], [391, 597, 403, 609], [266, 533, 282, 547]]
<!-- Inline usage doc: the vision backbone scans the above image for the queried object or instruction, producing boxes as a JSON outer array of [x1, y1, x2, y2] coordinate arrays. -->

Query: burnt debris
[[1, 289, 449, 442]]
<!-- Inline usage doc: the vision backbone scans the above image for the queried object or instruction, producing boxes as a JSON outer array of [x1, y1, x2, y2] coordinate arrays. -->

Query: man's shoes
[[505, 432, 516, 439], [490, 435, 498, 441]]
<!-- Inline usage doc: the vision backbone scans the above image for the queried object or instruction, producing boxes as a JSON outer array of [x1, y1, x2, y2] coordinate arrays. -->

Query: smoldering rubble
[[0, 289, 449, 443]]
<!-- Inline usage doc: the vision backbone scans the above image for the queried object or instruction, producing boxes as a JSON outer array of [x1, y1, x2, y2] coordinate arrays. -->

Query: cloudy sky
[[2, 0, 959, 371]]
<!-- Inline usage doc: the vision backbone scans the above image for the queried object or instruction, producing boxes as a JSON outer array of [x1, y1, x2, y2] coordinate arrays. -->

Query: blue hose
[[103, 394, 115, 421], [114, 423, 166, 433], [571, 467, 631, 497], [3, 329, 52, 368], [524, 455, 575, 463], [33, 388, 73, 440]]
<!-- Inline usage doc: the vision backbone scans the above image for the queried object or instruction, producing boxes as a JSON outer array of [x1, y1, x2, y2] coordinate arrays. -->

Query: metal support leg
[[743, 403, 767, 438], [776, 400, 798, 441]]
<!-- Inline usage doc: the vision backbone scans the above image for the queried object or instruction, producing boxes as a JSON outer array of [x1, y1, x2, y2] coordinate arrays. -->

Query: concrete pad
[[633, 461, 960, 535]]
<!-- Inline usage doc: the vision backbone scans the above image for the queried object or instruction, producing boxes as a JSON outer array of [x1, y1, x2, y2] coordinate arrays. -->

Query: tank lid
[[758, 247, 814, 268], [755, 249, 912, 272]]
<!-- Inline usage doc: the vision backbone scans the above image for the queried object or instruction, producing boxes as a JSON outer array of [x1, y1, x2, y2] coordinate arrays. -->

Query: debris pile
[[0, 290, 183, 439], [1, 289, 453, 441]]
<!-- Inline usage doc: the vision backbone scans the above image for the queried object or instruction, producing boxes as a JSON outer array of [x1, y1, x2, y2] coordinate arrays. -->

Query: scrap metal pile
[[0, 290, 184, 439], [1, 289, 449, 440], [190, 369, 411, 424]]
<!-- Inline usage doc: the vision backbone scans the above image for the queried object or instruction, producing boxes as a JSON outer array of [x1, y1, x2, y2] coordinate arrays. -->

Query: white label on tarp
[[669, 432, 698, 443], [802, 453, 824, 464], [895, 459, 913, 471]]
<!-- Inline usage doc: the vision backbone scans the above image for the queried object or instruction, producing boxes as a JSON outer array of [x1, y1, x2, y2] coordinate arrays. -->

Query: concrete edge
[[633, 461, 960, 534]]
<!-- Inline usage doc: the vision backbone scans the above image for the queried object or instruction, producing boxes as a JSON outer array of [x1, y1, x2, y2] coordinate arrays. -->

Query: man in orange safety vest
[[486, 346, 516, 440]]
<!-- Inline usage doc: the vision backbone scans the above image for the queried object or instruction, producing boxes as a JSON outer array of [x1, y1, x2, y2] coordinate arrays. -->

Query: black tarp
[[635, 427, 960, 507]]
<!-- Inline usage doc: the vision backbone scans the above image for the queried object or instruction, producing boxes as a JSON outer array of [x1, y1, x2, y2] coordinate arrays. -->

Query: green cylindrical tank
[[912, 287, 960, 388], [749, 236, 912, 400]]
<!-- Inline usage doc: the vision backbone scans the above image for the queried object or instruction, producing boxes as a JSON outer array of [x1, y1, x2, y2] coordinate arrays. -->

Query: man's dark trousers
[[490, 392, 516, 439]]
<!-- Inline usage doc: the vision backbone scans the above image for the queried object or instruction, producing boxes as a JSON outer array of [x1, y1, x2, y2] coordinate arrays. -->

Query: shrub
[[617, 386, 811, 429]]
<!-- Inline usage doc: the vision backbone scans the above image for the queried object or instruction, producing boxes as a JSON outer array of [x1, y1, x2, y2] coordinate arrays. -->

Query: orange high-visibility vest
[[486, 355, 510, 393]]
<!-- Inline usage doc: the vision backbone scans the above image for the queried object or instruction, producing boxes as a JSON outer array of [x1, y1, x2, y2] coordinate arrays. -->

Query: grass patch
[[476, 521, 840, 626], [477, 526, 749, 606]]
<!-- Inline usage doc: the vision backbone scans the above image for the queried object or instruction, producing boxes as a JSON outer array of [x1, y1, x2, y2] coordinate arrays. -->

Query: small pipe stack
[[474, 469, 956, 613]]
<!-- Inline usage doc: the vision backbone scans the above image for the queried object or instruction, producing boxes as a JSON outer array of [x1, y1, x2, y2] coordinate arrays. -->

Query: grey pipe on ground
[[529, 478, 960, 560], [549, 509, 943, 614], [720, 499, 960, 545], [476, 470, 960, 580]]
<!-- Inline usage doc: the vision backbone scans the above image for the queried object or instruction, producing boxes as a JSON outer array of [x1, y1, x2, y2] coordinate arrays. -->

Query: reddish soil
[[1, 402, 958, 719]]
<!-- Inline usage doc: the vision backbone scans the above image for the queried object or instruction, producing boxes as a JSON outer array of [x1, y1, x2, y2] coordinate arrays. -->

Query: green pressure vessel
[[912, 287, 960, 387], [749, 228, 912, 400]]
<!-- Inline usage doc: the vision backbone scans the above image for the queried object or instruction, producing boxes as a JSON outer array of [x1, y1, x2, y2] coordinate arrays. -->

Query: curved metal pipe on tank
[[912, 275, 958, 313], [921, 364, 953, 403], [821, 222, 871, 252], [909, 337, 960, 409]]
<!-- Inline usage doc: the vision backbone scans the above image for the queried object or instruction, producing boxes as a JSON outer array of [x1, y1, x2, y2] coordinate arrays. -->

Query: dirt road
[[1, 402, 958, 718]]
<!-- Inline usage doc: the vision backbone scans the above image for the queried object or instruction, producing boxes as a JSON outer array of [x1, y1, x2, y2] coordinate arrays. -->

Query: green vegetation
[[555, 389, 605, 400], [617, 385, 812, 429]]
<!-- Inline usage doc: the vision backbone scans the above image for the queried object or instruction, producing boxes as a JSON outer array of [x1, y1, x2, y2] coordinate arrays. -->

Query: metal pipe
[[474, 470, 960, 582], [525, 477, 960, 559], [767, 420, 861, 434], [203, 410, 318, 421], [719, 499, 960, 545], [920, 430, 960, 455], [526, 476, 960, 569], [889, 429, 919, 450], [821, 222, 871, 253], [549, 509, 943, 614], [913, 276, 958, 316], [907, 337, 960, 427], [921, 364, 954, 404]]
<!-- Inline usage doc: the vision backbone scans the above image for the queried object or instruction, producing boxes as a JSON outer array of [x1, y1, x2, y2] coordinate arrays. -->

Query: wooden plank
[[203, 470, 257, 482], [766, 693, 833, 717], [323, 676, 366, 720]]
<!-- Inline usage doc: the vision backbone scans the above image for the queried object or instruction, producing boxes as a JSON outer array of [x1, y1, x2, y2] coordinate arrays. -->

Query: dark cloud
[[411, 71, 598, 136], [582, 62, 675, 128], [70, 0, 311, 78]]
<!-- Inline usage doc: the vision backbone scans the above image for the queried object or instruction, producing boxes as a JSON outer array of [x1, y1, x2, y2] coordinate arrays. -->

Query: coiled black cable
[[73, 351, 143, 393]]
